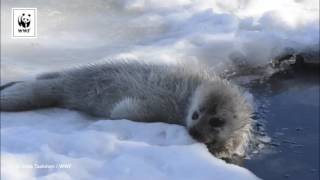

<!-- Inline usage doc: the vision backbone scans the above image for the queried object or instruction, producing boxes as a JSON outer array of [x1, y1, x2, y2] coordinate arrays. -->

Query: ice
[[257, 136, 272, 143], [1, 109, 259, 180], [1, 0, 318, 83]]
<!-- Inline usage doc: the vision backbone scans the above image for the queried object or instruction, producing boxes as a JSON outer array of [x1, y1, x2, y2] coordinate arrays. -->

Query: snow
[[1, 0, 319, 82], [1, 0, 318, 179], [1, 109, 259, 180]]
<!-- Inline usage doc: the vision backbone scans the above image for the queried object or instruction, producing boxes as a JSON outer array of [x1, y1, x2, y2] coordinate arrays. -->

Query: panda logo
[[18, 13, 31, 28]]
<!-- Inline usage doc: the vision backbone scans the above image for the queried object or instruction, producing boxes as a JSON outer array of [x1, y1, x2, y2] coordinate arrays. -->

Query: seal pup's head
[[186, 79, 252, 150]]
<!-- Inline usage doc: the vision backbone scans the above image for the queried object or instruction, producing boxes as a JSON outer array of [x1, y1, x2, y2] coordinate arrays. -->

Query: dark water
[[244, 70, 319, 180]]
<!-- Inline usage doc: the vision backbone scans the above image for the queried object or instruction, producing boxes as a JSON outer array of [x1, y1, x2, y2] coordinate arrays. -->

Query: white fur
[[0, 61, 253, 161]]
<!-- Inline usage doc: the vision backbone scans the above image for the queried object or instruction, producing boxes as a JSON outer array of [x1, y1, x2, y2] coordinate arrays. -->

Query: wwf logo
[[12, 8, 37, 38], [18, 13, 31, 28]]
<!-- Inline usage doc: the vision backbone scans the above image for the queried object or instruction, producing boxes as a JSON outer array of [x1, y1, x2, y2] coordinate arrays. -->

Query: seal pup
[[0, 61, 253, 163]]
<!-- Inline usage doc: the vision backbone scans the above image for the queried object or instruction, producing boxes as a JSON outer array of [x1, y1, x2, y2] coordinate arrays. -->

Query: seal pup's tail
[[0, 79, 62, 111]]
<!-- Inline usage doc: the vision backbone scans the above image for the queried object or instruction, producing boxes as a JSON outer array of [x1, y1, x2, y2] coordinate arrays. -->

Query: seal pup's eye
[[209, 118, 225, 127], [192, 111, 199, 120]]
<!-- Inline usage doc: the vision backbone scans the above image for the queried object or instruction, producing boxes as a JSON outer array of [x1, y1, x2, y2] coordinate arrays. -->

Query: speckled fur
[[0, 60, 253, 162]]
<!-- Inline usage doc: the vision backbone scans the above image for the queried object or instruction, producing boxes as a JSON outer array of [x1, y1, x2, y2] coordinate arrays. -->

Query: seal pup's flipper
[[0, 80, 62, 111], [110, 97, 182, 124], [110, 97, 153, 122]]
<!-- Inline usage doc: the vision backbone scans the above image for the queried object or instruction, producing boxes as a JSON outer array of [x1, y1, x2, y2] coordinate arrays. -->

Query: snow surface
[[1, 0, 319, 82], [1, 0, 319, 179], [1, 109, 259, 180]]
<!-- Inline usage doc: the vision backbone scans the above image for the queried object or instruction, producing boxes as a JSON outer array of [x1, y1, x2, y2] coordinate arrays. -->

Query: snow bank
[[1, 0, 319, 82], [1, 109, 259, 180]]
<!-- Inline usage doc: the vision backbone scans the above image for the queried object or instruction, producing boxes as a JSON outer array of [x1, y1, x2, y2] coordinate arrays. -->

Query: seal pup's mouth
[[188, 128, 216, 144]]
